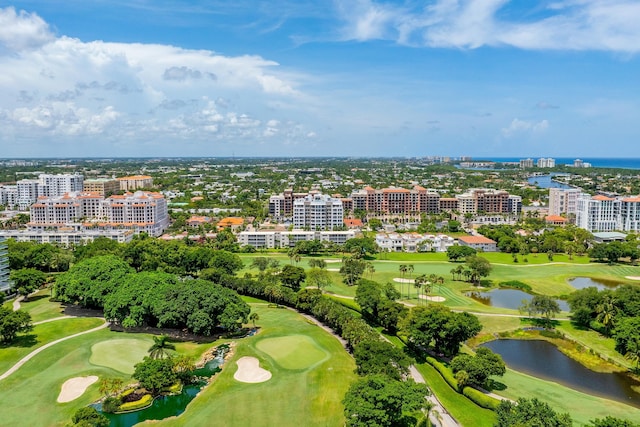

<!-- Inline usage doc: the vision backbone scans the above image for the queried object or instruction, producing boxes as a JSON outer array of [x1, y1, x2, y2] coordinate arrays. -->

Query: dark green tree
[[132, 357, 177, 394], [353, 339, 412, 380], [495, 398, 572, 427]]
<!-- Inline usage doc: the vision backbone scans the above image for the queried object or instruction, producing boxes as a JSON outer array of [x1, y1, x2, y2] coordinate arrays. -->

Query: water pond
[[482, 339, 640, 408], [466, 289, 569, 312], [568, 277, 621, 291]]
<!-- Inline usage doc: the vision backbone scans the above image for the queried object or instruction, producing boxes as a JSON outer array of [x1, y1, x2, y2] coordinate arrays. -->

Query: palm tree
[[249, 312, 259, 328], [399, 264, 408, 298], [264, 284, 283, 304], [625, 338, 640, 373], [148, 335, 176, 359], [596, 296, 620, 335], [437, 276, 445, 294], [406, 265, 414, 298], [450, 268, 457, 281], [414, 275, 425, 304], [366, 262, 375, 279]]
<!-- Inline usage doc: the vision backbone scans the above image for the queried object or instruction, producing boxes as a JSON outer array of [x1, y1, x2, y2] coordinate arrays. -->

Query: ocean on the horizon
[[480, 158, 640, 170]]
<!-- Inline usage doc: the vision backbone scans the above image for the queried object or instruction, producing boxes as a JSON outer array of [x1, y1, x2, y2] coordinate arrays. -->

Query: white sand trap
[[324, 259, 341, 263], [393, 278, 415, 283], [327, 268, 340, 272], [625, 276, 640, 280], [57, 376, 99, 403], [419, 295, 446, 302], [234, 356, 271, 383]]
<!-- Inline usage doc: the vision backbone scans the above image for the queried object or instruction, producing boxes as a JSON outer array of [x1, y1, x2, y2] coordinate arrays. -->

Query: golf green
[[256, 335, 328, 370], [89, 338, 152, 374]]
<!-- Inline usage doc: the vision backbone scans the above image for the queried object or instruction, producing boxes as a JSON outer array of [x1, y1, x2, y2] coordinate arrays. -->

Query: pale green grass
[[89, 337, 153, 374], [0, 317, 105, 374], [150, 305, 357, 427], [495, 368, 640, 426], [18, 291, 64, 322], [256, 335, 328, 370], [556, 321, 633, 369]]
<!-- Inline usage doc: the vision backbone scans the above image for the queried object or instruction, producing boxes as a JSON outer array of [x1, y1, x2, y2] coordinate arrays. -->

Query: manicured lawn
[[256, 335, 328, 370], [556, 321, 633, 369], [149, 305, 357, 427], [0, 317, 105, 374], [495, 368, 640, 426], [90, 337, 153, 374], [17, 291, 65, 322]]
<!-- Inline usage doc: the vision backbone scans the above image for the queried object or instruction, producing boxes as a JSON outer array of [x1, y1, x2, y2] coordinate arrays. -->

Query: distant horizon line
[[1, 156, 638, 161]]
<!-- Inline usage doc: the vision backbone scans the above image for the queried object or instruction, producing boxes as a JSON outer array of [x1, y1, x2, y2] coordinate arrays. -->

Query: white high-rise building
[[17, 179, 39, 210], [548, 188, 582, 217], [293, 193, 344, 230], [576, 194, 621, 232], [620, 197, 640, 232], [38, 173, 84, 197], [537, 158, 556, 168]]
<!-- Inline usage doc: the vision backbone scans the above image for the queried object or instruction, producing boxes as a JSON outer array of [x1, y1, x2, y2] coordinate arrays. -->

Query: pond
[[96, 346, 228, 427], [527, 174, 573, 189], [568, 277, 621, 291], [482, 339, 640, 408], [466, 289, 569, 312]]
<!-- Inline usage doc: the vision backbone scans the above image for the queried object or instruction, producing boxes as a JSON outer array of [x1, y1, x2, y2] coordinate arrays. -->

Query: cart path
[[0, 320, 109, 381]]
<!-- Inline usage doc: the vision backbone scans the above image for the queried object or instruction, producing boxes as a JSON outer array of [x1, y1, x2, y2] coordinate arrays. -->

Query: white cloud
[[335, 0, 640, 52], [0, 6, 315, 152], [0, 7, 54, 51], [501, 118, 549, 137]]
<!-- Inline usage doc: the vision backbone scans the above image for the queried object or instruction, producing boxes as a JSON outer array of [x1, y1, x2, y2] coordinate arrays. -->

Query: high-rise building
[[548, 188, 582, 217], [117, 175, 154, 191], [293, 193, 344, 230], [576, 194, 621, 232], [519, 158, 534, 169], [29, 191, 169, 237], [537, 158, 556, 168], [17, 179, 39, 210], [38, 173, 84, 197]]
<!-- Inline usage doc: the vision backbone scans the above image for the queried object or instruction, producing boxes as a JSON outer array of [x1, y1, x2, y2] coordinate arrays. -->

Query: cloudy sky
[[1, 1, 640, 158]]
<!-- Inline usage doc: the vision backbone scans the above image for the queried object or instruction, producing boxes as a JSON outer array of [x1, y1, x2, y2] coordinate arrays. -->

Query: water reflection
[[483, 339, 640, 408], [568, 277, 620, 291], [467, 289, 569, 312]]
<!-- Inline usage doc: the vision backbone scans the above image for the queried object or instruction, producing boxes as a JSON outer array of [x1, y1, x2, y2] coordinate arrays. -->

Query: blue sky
[[1, 1, 640, 158]]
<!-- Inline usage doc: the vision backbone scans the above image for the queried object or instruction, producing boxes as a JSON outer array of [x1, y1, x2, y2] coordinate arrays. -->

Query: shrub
[[118, 393, 153, 412], [426, 356, 459, 392], [498, 280, 532, 292], [462, 386, 501, 410]]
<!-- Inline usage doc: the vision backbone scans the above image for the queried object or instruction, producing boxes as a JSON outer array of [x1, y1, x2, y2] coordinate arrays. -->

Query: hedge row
[[462, 386, 502, 410], [425, 356, 459, 392]]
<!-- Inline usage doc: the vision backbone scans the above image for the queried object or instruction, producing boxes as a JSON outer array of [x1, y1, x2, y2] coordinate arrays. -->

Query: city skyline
[[2, 1, 640, 158]]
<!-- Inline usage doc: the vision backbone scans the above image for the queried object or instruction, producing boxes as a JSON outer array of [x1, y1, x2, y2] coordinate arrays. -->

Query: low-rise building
[[457, 235, 498, 252], [237, 229, 355, 249], [375, 232, 455, 253]]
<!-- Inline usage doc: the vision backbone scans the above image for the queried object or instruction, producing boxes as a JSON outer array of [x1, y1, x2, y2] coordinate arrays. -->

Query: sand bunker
[[324, 259, 341, 263], [327, 268, 340, 272], [234, 356, 271, 383], [393, 278, 415, 284], [419, 295, 446, 302], [625, 276, 640, 281], [57, 376, 99, 403]]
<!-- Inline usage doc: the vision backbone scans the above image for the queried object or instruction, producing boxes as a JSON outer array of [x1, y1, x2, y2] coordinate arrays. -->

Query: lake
[[568, 277, 621, 291], [467, 289, 569, 312], [482, 339, 640, 408]]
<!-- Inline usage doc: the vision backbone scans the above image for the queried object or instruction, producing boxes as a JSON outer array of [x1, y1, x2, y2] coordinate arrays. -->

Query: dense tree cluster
[[451, 347, 506, 388], [401, 305, 482, 357], [54, 254, 250, 335], [495, 398, 572, 427], [355, 279, 406, 333], [567, 284, 640, 364]]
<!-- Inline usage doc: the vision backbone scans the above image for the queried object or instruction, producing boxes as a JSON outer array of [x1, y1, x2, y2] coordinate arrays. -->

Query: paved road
[[409, 365, 460, 427], [0, 320, 109, 381]]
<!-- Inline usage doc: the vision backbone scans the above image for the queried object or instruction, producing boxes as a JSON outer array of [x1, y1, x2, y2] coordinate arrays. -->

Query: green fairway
[[0, 317, 105, 374], [256, 335, 328, 370], [149, 305, 357, 427], [89, 337, 153, 374], [17, 291, 65, 322]]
